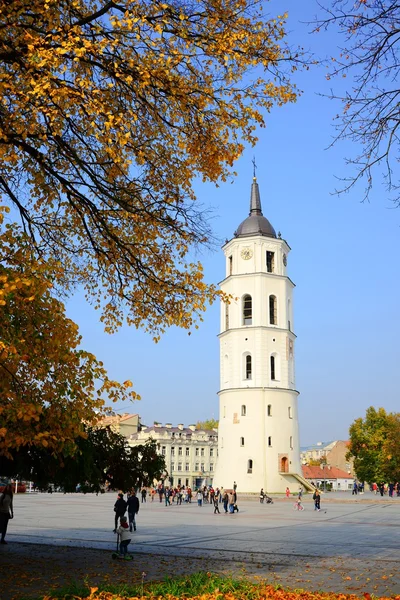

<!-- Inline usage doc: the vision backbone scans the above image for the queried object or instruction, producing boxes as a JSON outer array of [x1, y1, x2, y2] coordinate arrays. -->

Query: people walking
[[313, 489, 321, 511], [222, 490, 228, 513], [113, 493, 127, 533], [196, 489, 203, 506], [141, 488, 147, 503], [228, 492, 235, 513], [286, 487, 290, 498], [0, 484, 14, 544], [213, 493, 220, 514], [259, 488, 264, 503], [127, 490, 139, 532]]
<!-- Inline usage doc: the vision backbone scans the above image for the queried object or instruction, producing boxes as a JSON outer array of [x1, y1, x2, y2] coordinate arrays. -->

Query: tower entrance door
[[280, 455, 289, 473]]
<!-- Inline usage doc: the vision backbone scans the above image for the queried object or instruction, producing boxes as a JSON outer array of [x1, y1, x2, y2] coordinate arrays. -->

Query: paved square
[[1, 492, 400, 598]]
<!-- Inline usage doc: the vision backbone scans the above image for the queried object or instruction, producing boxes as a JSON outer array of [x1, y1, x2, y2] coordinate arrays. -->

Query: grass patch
[[22, 572, 270, 600]]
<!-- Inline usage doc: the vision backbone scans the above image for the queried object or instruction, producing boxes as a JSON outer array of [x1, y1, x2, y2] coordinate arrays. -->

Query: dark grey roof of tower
[[234, 177, 276, 238]]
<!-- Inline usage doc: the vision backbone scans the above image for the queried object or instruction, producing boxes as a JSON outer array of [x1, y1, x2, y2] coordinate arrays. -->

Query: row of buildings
[[99, 413, 354, 491]]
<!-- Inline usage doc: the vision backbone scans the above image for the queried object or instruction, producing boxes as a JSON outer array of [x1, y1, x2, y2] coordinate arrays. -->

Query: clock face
[[283, 253, 287, 266], [241, 247, 253, 260]]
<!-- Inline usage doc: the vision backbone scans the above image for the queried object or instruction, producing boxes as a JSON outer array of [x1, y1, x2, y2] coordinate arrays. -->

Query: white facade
[[128, 423, 218, 488], [214, 178, 303, 493]]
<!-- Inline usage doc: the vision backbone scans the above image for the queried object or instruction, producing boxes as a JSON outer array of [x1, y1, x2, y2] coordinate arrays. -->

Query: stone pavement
[[1, 492, 400, 599]]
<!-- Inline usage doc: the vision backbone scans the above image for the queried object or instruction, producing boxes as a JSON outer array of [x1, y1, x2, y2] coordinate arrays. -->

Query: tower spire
[[250, 174, 262, 216]]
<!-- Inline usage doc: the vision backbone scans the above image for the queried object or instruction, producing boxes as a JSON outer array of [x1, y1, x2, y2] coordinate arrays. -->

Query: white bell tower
[[214, 177, 303, 493]]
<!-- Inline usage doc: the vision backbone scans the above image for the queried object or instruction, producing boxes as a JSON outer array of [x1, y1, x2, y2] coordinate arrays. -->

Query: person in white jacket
[[116, 516, 132, 556]]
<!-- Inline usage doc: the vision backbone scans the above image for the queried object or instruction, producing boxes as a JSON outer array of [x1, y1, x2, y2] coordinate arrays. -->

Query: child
[[116, 516, 131, 557]]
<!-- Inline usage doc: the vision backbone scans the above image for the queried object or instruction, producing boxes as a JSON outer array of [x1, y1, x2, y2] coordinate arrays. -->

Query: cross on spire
[[252, 156, 257, 179]]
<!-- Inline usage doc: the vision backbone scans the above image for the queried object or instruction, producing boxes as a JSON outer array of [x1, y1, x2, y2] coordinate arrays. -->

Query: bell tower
[[214, 177, 303, 493]]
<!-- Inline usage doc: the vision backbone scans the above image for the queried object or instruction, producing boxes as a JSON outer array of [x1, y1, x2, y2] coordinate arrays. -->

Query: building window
[[201, 448, 204, 457], [268, 436, 272, 447], [195, 462, 199, 471], [210, 463, 214, 471], [288, 298, 291, 331], [288, 406, 292, 419], [266, 251, 275, 273], [171, 447, 175, 456], [269, 295, 277, 325], [185, 462, 189, 471], [171, 462, 175, 471], [240, 437, 245, 447], [290, 436, 293, 450], [178, 447, 182, 456], [178, 463, 182, 471], [243, 294, 252, 325], [186, 447, 190, 456], [229, 255, 233, 275], [267, 404, 272, 416], [247, 459, 253, 474], [210, 448, 214, 457], [201, 463, 205, 472], [241, 405, 246, 416], [161, 446, 166, 456], [195, 448, 199, 456], [225, 302, 229, 330], [245, 354, 252, 379], [270, 355, 276, 380]]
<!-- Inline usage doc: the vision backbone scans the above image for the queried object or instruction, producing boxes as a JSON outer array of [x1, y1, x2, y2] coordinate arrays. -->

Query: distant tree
[[196, 419, 218, 431], [308, 457, 326, 467], [347, 407, 400, 483], [0, 428, 165, 492], [315, 1, 400, 204]]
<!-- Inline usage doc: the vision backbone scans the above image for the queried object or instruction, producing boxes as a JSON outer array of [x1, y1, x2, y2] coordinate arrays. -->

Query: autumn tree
[[0, 428, 165, 492], [347, 406, 400, 483], [0, 0, 301, 337], [315, 1, 400, 204], [0, 208, 136, 458]]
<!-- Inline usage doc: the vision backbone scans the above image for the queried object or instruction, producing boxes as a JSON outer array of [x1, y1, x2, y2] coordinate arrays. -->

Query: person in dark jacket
[[127, 490, 140, 532], [113, 493, 127, 533]]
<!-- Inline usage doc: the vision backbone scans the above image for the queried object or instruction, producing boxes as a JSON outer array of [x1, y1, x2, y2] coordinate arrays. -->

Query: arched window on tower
[[270, 353, 280, 381], [243, 294, 252, 325], [245, 354, 252, 380], [270, 355, 276, 380], [247, 459, 253, 473], [241, 405, 246, 417], [269, 295, 277, 325], [240, 437, 245, 447]]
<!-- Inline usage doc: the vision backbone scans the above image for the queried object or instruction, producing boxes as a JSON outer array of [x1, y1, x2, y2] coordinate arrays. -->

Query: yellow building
[[96, 413, 141, 438]]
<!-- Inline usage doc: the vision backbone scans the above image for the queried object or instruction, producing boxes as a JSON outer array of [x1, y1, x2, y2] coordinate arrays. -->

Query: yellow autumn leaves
[[0, 0, 301, 457]]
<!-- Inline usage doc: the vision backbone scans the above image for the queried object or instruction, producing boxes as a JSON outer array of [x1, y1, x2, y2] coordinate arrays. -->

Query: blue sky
[[66, 1, 400, 445]]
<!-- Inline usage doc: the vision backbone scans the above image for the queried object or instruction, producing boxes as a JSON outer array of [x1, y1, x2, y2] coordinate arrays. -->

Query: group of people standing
[[113, 490, 140, 533], [370, 482, 400, 497]]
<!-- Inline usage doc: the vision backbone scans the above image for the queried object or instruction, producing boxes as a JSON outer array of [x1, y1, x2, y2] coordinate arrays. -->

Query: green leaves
[[347, 407, 400, 483]]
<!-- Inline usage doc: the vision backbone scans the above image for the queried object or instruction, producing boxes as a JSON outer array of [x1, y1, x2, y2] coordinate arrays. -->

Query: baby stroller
[[264, 495, 273, 504]]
